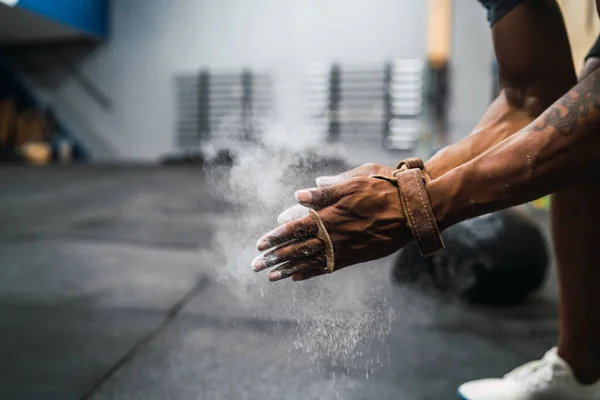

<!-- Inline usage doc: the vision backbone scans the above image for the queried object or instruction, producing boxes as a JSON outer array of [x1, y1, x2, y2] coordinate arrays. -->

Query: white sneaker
[[458, 347, 600, 399]]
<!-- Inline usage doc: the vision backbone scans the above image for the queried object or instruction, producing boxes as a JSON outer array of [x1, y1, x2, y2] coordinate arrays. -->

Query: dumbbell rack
[[174, 69, 273, 149], [305, 59, 425, 151]]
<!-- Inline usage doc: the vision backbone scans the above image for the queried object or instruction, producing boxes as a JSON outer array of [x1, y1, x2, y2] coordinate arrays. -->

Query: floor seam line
[[76, 275, 211, 400]]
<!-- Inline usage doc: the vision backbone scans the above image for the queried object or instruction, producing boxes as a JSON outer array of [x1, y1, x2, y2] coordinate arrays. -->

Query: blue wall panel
[[17, 0, 108, 38]]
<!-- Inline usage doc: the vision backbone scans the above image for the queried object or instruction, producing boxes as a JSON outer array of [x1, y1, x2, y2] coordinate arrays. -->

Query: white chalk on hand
[[316, 174, 345, 187], [277, 204, 310, 225]]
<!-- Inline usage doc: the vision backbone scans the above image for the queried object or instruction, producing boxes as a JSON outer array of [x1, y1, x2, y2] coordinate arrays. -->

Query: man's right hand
[[277, 163, 394, 225], [314, 163, 395, 188]]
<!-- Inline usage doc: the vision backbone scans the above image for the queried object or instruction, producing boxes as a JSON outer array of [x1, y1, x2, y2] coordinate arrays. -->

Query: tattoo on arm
[[533, 69, 600, 136]]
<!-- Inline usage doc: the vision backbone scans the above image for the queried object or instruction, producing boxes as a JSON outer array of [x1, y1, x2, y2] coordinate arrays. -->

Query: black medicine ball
[[392, 208, 549, 305]]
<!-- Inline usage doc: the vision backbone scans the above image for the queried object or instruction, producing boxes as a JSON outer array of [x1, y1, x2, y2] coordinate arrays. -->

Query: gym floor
[[0, 166, 559, 400]]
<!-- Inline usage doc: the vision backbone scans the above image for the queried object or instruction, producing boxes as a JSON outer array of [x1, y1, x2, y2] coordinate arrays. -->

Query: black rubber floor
[[0, 166, 559, 400]]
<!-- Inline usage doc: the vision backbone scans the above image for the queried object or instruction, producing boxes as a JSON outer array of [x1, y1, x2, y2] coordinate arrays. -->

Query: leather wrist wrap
[[373, 157, 444, 258]]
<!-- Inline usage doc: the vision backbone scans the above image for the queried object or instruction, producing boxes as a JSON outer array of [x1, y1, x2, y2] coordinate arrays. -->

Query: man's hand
[[276, 163, 395, 225], [314, 163, 395, 187], [253, 176, 410, 282]]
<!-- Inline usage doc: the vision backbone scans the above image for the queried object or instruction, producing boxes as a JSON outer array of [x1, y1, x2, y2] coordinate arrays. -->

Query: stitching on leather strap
[[411, 170, 443, 254], [412, 171, 433, 254], [396, 166, 444, 257], [401, 170, 424, 248]]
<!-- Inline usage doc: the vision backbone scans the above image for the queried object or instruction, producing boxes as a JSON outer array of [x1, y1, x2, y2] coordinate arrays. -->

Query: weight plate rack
[[174, 69, 274, 149], [305, 59, 425, 151]]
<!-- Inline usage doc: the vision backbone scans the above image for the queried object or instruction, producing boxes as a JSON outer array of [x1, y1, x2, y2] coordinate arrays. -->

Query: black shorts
[[478, 0, 600, 63], [477, 0, 526, 26], [587, 35, 600, 60]]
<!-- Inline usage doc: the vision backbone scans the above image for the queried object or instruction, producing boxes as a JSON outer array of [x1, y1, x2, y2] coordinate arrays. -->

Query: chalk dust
[[204, 118, 397, 375]]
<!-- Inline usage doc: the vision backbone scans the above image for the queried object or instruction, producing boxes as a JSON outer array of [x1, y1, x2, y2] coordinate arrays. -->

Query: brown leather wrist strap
[[393, 157, 432, 182], [396, 167, 444, 257], [372, 158, 444, 258]]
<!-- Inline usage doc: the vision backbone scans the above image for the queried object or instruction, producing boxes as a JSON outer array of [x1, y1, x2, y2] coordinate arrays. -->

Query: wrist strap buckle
[[373, 158, 444, 257]]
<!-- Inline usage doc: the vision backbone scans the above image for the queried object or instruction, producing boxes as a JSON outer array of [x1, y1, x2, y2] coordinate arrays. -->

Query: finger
[[292, 268, 326, 282], [268, 255, 326, 282], [315, 173, 350, 187], [315, 164, 375, 187], [257, 215, 317, 251], [277, 204, 309, 225], [294, 185, 345, 209], [252, 237, 324, 272]]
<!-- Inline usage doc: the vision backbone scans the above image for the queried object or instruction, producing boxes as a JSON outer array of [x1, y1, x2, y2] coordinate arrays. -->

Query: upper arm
[[477, 0, 576, 108]]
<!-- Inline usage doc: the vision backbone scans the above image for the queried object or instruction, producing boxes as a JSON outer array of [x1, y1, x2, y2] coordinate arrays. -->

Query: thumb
[[277, 204, 309, 225], [315, 164, 375, 187], [295, 185, 345, 209], [315, 173, 349, 187]]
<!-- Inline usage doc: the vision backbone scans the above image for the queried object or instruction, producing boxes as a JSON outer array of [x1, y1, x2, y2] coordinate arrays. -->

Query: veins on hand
[[533, 69, 600, 136]]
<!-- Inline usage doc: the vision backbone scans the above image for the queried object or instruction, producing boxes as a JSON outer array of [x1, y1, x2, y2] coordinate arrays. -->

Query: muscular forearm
[[425, 0, 576, 179], [429, 67, 600, 228], [425, 90, 542, 178]]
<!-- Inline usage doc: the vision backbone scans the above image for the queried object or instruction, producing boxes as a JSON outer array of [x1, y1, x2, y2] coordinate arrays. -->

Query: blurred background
[[0, 0, 596, 165], [0, 1, 598, 399]]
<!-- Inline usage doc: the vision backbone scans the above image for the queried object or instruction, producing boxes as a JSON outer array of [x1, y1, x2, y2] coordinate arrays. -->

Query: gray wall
[[16, 0, 427, 161], [14, 0, 494, 161]]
